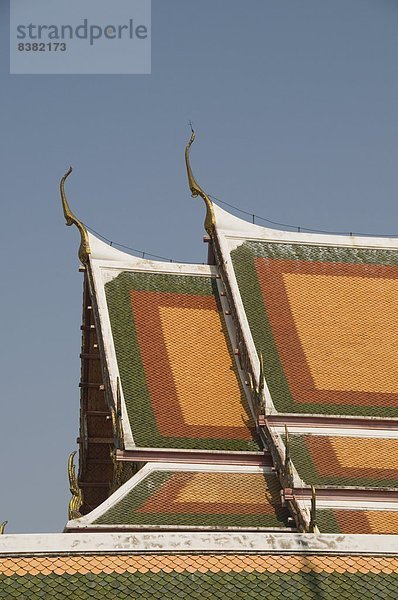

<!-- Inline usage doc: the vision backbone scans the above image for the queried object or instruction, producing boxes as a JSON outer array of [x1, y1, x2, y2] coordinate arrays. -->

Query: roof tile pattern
[[317, 509, 398, 534], [1, 553, 397, 598], [231, 241, 398, 416], [93, 469, 289, 528], [287, 434, 398, 488], [105, 272, 259, 450]]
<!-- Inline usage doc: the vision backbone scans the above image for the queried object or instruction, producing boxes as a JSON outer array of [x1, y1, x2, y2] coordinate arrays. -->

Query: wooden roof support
[[116, 449, 272, 466]]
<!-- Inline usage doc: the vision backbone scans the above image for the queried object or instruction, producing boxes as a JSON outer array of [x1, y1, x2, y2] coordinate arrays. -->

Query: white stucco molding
[[1, 531, 398, 556], [212, 202, 398, 250]]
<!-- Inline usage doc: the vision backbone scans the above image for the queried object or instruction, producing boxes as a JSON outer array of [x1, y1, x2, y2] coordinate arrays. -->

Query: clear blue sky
[[1, 0, 398, 533]]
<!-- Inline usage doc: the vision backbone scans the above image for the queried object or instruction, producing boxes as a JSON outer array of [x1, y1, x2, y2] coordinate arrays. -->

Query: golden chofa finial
[[60, 167, 91, 264], [185, 128, 216, 236], [68, 451, 83, 520]]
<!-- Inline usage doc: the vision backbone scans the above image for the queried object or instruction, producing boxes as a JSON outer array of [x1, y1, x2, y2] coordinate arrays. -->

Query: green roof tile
[[1, 570, 397, 599]]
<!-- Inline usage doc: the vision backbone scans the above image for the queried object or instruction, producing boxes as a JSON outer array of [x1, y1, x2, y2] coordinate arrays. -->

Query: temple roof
[[57, 157, 398, 534], [47, 145, 398, 600]]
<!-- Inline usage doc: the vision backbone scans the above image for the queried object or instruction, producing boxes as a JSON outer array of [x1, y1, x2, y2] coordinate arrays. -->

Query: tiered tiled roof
[[56, 151, 398, 539], [210, 200, 398, 534], [3, 153, 398, 598], [57, 224, 283, 534]]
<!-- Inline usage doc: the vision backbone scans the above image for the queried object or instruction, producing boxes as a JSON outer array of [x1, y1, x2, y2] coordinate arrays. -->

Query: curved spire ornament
[[185, 129, 215, 236], [60, 167, 91, 264], [68, 451, 83, 520]]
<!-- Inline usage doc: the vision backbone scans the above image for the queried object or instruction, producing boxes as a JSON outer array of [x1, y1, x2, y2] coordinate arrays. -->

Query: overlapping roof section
[[85, 236, 263, 455], [230, 239, 398, 417], [104, 269, 258, 452], [67, 463, 289, 531], [188, 138, 398, 533], [60, 166, 290, 536], [203, 199, 398, 532], [65, 227, 280, 530]]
